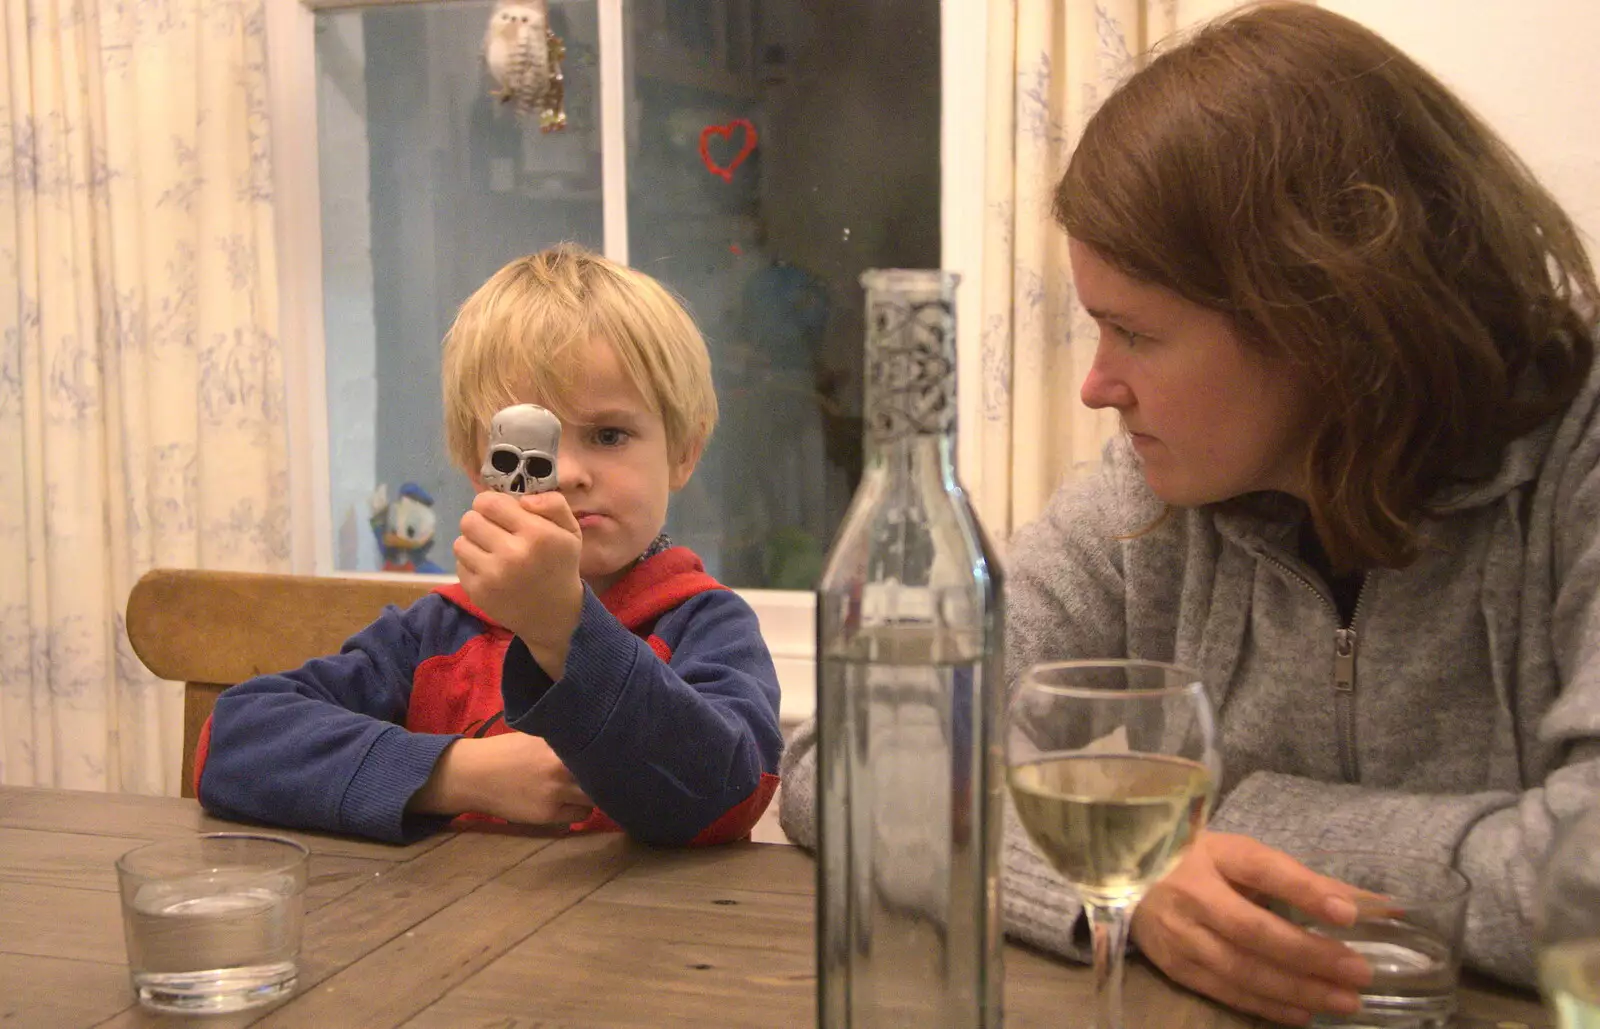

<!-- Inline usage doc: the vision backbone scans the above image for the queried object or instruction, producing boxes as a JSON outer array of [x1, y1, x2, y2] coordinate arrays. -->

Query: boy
[[195, 246, 783, 845]]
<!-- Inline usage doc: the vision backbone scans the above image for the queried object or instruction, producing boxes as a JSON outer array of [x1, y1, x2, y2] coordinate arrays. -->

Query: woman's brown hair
[[1056, 1, 1598, 570]]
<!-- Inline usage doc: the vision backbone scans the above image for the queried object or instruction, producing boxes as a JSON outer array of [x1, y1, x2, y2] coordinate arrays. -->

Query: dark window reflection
[[315, 0, 939, 589]]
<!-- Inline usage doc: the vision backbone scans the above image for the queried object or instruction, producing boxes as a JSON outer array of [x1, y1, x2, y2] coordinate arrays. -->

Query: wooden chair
[[125, 569, 437, 797]]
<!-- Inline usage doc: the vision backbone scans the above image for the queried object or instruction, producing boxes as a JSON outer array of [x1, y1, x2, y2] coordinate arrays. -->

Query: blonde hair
[[442, 245, 718, 474]]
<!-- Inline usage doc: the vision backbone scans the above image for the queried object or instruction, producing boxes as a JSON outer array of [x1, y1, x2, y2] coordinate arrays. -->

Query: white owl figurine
[[484, 0, 567, 132]]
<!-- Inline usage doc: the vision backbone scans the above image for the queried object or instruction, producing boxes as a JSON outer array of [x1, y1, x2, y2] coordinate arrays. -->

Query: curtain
[[971, 0, 1272, 542], [0, 0, 287, 794]]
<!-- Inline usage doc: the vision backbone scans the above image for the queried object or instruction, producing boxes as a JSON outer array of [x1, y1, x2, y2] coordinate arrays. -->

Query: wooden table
[[0, 786, 1551, 1028]]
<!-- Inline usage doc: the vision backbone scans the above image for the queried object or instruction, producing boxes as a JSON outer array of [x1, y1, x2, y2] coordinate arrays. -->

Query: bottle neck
[[860, 272, 959, 489], [866, 432, 958, 492]]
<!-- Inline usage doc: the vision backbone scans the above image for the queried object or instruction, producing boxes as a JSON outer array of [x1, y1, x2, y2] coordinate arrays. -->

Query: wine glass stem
[[1085, 901, 1134, 1029]]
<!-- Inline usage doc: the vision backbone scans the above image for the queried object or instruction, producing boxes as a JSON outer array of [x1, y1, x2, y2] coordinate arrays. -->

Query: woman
[[780, 3, 1600, 1024]]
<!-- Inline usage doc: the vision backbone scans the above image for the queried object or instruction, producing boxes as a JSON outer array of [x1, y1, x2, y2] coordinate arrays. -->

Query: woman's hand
[[409, 733, 594, 826], [1130, 831, 1374, 1026]]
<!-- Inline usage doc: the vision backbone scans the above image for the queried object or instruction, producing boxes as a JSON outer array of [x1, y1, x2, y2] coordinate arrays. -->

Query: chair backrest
[[126, 568, 437, 797]]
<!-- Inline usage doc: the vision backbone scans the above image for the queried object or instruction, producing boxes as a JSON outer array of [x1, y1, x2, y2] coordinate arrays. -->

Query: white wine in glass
[[1538, 805, 1600, 1029], [1007, 661, 1219, 1029]]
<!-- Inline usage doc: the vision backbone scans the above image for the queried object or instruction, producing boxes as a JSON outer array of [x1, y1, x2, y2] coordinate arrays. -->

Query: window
[[274, 0, 969, 721], [307, 0, 939, 591]]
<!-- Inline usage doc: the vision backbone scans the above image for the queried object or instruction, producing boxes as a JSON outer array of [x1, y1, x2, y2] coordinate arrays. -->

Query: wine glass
[[1536, 803, 1600, 1028], [1006, 660, 1220, 1029]]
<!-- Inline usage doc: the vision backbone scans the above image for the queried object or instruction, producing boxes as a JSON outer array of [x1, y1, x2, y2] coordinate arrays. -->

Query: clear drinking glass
[[1537, 804, 1600, 1028], [1282, 851, 1469, 1028], [116, 833, 310, 1014], [1006, 660, 1220, 1029]]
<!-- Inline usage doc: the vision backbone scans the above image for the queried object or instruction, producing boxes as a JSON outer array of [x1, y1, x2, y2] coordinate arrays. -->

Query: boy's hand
[[1129, 832, 1372, 1026], [409, 734, 594, 825], [454, 490, 583, 678]]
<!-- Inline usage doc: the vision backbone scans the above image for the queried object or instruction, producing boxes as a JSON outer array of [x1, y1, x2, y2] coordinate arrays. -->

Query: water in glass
[[1307, 919, 1457, 1028], [117, 833, 308, 1014]]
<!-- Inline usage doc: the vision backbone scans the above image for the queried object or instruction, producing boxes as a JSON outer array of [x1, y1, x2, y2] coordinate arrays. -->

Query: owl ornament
[[484, 0, 567, 132]]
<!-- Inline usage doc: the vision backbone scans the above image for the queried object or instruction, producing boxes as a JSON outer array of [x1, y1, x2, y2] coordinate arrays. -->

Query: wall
[[1321, 0, 1600, 261]]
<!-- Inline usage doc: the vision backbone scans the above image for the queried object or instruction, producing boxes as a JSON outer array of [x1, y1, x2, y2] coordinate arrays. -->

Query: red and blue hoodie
[[194, 546, 783, 846]]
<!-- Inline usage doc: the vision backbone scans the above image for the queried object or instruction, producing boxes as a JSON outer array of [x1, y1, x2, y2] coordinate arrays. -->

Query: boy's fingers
[[473, 489, 578, 539], [451, 537, 483, 574], [559, 784, 593, 808], [472, 491, 532, 532], [518, 491, 580, 535], [542, 759, 589, 807], [459, 508, 512, 549]]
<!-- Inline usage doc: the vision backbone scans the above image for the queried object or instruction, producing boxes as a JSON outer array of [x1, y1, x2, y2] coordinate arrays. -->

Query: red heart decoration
[[699, 119, 759, 183]]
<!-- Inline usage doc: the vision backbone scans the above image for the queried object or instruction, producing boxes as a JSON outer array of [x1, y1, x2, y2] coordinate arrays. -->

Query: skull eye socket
[[528, 456, 554, 479], [489, 448, 521, 474]]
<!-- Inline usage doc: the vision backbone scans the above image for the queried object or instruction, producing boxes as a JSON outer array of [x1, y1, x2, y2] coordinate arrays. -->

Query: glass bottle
[[815, 269, 1005, 1028]]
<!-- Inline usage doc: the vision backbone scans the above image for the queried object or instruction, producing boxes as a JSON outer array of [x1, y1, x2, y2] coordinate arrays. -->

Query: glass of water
[[116, 833, 310, 1014], [1283, 851, 1469, 1029], [1536, 804, 1600, 1029]]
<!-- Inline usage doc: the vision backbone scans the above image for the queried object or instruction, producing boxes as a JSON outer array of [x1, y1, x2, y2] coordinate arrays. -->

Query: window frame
[[266, 0, 990, 724]]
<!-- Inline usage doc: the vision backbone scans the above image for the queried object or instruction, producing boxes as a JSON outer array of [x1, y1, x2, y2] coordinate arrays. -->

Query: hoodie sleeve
[[501, 587, 783, 846], [195, 594, 470, 843]]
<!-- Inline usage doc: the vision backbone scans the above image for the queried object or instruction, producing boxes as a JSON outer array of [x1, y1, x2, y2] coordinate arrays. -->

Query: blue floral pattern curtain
[[0, 0, 287, 793], [970, 0, 1261, 541]]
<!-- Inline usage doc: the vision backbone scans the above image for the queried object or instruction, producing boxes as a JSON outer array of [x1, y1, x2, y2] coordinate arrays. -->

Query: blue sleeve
[[196, 594, 469, 843], [501, 588, 783, 845]]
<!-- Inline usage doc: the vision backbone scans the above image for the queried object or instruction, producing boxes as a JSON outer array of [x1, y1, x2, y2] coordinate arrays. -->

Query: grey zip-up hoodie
[[780, 363, 1600, 986]]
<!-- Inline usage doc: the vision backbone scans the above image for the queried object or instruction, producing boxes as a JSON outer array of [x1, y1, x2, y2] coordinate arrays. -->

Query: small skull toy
[[481, 404, 561, 494]]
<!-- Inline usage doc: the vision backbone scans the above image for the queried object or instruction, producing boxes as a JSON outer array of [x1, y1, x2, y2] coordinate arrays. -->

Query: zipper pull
[[1334, 628, 1357, 693]]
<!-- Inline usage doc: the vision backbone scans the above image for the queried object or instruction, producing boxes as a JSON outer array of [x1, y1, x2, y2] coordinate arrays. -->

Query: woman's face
[[1070, 240, 1317, 507]]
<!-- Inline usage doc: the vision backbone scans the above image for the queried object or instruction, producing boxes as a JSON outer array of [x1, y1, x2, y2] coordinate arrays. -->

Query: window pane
[[317, 0, 604, 576], [314, 0, 939, 589], [630, 2, 940, 588]]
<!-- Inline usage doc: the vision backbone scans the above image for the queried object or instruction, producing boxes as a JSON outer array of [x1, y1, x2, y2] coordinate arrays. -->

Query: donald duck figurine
[[369, 482, 446, 574]]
